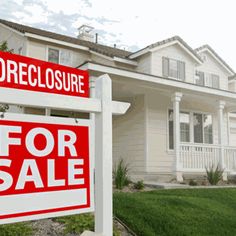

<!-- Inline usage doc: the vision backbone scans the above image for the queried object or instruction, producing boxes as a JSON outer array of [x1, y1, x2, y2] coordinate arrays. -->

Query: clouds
[[1, 0, 236, 69], [0, 0, 124, 48]]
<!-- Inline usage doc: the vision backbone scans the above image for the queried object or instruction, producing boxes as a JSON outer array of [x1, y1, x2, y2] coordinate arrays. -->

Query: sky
[[1, 0, 236, 70]]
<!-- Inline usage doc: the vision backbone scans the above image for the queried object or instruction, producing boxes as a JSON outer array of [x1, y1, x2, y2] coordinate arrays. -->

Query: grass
[[0, 222, 32, 236], [113, 188, 236, 236]]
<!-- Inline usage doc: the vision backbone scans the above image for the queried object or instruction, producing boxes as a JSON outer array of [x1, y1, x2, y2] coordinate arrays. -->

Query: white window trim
[[167, 108, 214, 152]]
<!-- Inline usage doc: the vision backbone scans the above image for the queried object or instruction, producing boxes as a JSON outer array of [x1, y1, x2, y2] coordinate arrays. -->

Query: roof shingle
[[0, 19, 131, 59]]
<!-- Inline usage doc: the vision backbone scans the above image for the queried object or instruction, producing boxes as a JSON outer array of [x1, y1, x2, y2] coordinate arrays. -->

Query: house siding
[[136, 53, 151, 74], [196, 51, 229, 90], [113, 95, 146, 175], [28, 39, 90, 67], [0, 24, 27, 55], [151, 44, 196, 83]]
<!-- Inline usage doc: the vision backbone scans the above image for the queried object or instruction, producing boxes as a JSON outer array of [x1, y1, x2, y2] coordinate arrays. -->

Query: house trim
[[79, 61, 236, 103], [196, 47, 234, 75], [129, 40, 202, 65], [25, 32, 90, 51], [0, 22, 25, 36], [113, 56, 138, 66]]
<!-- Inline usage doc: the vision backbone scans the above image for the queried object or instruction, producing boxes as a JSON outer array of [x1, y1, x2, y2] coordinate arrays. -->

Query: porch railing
[[180, 144, 220, 171], [224, 147, 236, 172], [180, 144, 236, 172]]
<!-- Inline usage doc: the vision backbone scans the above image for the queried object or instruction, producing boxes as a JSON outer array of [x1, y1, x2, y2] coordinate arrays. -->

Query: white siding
[[196, 51, 230, 90], [113, 95, 146, 174], [0, 24, 27, 55], [28, 39, 90, 67], [136, 53, 151, 74], [151, 44, 196, 83], [146, 92, 173, 173]]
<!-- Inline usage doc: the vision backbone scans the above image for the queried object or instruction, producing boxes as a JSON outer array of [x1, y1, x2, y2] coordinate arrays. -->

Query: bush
[[113, 159, 130, 190], [0, 223, 32, 236], [206, 164, 224, 185], [134, 180, 145, 190], [189, 179, 197, 186], [55, 214, 94, 234]]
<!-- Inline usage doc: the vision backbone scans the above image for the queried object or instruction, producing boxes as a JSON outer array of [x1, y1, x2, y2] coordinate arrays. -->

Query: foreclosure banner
[[0, 51, 89, 97]]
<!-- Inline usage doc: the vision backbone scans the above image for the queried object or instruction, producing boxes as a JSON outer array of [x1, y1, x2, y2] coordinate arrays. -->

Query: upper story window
[[48, 48, 59, 64], [48, 48, 72, 66], [194, 71, 219, 89], [162, 57, 185, 81]]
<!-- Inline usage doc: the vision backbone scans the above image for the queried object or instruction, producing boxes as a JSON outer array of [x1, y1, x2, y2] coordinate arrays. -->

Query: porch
[[82, 62, 236, 182], [180, 143, 236, 173]]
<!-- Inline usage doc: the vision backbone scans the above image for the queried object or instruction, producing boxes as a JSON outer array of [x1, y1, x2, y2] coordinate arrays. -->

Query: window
[[48, 48, 72, 66], [168, 110, 213, 149], [195, 71, 219, 89], [195, 71, 204, 86], [60, 50, 72, 66], [204, 114, 213, 144], [168, 110, 174, 149], [163, 57, 185, 81], [48, 48, 59, 64], [180, 112, 190, 142], [193, 113, 203, 143], [194, 113, 213, 144], [211, 74, 220, 89], [168, 110, 190, 149]]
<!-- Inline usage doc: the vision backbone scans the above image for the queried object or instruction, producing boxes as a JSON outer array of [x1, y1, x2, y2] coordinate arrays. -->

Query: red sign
[[0, 51, 89, 97], [0, 118, 92, 221]]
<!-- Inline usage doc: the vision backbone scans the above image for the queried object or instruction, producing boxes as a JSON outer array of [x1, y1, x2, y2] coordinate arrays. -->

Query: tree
[[0, 41, 13, 53], [0, 41, 12, 112]]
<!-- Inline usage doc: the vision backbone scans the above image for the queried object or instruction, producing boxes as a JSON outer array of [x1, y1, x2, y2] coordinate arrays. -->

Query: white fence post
[[95, 74, 113, 236]]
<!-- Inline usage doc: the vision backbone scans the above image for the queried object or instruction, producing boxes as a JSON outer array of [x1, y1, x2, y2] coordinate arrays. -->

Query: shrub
[[113, 159, 130, 190], [189, 179, 197, 186], [134, 180, 145, 190], [55, 213, 94, 234], [206, 164, 224, 185]]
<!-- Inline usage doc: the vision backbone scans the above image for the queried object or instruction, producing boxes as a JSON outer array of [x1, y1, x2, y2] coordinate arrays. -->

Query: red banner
[[0, 51, 89, 97]]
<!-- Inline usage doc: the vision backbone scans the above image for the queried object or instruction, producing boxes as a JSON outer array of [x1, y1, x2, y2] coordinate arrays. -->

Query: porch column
[[217, 100, 227, 180], [171, 92, 183, 182]]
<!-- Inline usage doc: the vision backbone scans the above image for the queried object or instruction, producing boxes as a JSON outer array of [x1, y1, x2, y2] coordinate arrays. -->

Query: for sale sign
[[0, 51, 89, 97], [0, 114, 93, 224]]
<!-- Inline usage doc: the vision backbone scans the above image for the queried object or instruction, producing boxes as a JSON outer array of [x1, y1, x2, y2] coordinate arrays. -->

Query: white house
[[1, 19, 236, 182]]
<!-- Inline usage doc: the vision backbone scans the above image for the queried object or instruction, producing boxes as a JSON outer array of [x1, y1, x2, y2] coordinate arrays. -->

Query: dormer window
[[194, 71, 219, 89], [162, 57, 185, 81]]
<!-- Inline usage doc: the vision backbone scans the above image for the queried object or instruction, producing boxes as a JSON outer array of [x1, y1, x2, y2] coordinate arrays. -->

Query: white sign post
[[95, 75, 113, 236]]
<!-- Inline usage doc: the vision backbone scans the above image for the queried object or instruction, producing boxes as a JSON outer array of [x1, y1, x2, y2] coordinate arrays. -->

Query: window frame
[[167, 108, 214, 151], [46, 46, 72, 66], [162, 57, 186, 81], [47, 47, 60, 64], [194, 70, 220, 89]]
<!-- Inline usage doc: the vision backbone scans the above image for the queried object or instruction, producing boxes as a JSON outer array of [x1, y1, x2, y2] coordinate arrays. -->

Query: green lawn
[[113, 188, 236, 236]]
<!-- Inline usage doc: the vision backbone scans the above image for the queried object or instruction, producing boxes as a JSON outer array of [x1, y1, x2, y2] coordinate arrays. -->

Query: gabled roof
[[195, 44, 235, 75], [128, 36, 203, 64], [0, 19, 131, 59]]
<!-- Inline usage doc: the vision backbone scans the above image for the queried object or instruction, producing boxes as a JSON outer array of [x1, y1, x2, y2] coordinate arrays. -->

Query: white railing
[[180, 144, 220, 171], [224, 147, 236, 172]]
